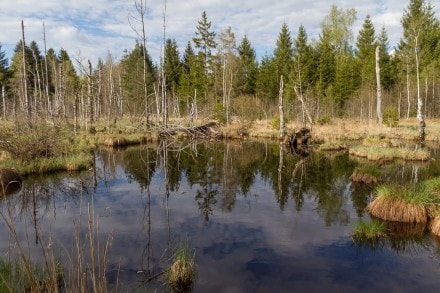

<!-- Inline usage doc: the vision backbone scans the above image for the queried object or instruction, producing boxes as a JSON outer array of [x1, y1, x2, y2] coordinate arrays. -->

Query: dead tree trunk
[[88, 60, 94, 129], [2, 84, 6, 120], [43, 22, 51, 118], [21, 20, 30, 119], [278, 75, 284, 139], [375, 46, 383, 125], [294, 86, 313, 127]]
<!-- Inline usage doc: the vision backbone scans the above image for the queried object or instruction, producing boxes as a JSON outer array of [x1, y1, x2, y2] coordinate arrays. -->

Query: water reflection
[[1, 140, 440, 292]]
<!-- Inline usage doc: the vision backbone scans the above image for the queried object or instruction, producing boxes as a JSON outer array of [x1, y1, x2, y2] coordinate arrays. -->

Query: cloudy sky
[[0, 0, 439, 67]]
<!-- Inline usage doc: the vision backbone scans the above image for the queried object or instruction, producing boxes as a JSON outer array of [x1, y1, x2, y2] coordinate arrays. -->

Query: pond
[[1, 140, 440, 292]]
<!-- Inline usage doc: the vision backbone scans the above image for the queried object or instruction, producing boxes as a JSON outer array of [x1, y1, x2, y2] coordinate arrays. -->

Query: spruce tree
[[292, 25, 316, 92], [193, 11, 217, 74], [274, 23, 293, 84], [237, 35, 258, 95], [164, 38, 181, 93], [356, 15, 376, 89], [121, 42, 156, 115], [0, 43, 8, 87], [193, 11, 217, 101], [256, 54, 277, 102]]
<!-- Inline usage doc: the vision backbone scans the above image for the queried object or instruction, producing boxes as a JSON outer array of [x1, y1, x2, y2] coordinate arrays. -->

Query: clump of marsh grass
[[167, 242, 196, 292], [353, 219, 386, 240], [318, 140, 347, 151], [350, 164, 382, 185], [367, 180, 440, 223], [349, 145, 430, 161]]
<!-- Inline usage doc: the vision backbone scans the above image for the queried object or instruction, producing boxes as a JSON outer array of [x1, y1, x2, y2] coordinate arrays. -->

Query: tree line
[[0, 0, 439, 129]]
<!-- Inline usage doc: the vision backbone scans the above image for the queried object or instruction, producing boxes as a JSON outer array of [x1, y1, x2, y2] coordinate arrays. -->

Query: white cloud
[[0, 0, 439, 67]]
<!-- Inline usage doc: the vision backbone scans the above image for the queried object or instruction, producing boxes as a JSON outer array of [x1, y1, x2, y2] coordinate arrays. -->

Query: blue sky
[[0, 0, 438, 68]]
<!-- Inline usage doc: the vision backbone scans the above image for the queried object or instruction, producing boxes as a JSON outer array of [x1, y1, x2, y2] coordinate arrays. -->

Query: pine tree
[[274, 23, 293, 84], [237, 35, 258, 95], [121, 42, 156, 116], [0, 43, 8, 119], [0, 43, 9, 79], [256, 54, 277, 103], [164, 38, 181, 93], [377, 27, 396, 90], [0, 43, 8, 87], [193, 11, 217, 102], [356, 15, 376, 88], [292, 25, 316, 92], [193, 11, 217, 75], [316, 28, 336, 100]]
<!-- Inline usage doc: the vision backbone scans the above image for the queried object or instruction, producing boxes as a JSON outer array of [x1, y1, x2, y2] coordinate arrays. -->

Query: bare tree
[[21, 20, 30, 119], [43, 22, 51, 118], [129, 0, 149, 126], [375, 46, 382, 124], [278, 75, 284, 139], [88, 60, 94, 128], [161, 0, 168, 126]]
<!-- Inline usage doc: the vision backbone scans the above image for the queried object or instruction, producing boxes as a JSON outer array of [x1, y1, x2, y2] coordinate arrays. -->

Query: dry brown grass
[[429, 216, 440, 236], [167, 244, 196, 292], [367, 196, 428, 223], [386, 221, 427, 237], [350, 171, 379, 185]]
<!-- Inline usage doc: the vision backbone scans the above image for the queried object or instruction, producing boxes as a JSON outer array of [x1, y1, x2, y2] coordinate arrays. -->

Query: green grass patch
[[0, 152, 92, 176], [353, 219, 386, 240], [0, 258, 63, 292], [318, 141, 346, 151], [377, 181, 440, 205], [349, 145, 430, 161], [355, 164, 382, 178]]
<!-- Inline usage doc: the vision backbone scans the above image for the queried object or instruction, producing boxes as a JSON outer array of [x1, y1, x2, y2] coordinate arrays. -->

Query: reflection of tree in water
[[315, 176, 351, 226], [195, 187, 218, 221], [122, 141, 433, 228]]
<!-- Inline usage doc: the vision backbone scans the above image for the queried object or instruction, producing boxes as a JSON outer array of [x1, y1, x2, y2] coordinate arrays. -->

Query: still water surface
[[2, 140, 440, 292]]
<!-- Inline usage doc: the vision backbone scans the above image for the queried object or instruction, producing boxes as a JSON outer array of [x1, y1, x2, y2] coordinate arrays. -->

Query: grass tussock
[[367, 181, 440, 223], [353, 219, 387, 240], [430, 214, 440, 236], [318, 141, 347, 151], [167, 242, 196, 292], [350, 164, 382, 185]]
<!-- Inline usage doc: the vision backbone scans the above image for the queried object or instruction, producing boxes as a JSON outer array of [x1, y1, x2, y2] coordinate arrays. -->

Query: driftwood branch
[[159, 122, 222, 138]]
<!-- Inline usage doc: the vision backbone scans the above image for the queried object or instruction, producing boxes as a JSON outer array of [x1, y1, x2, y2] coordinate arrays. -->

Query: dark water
[[1, 140, 440, 292]]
